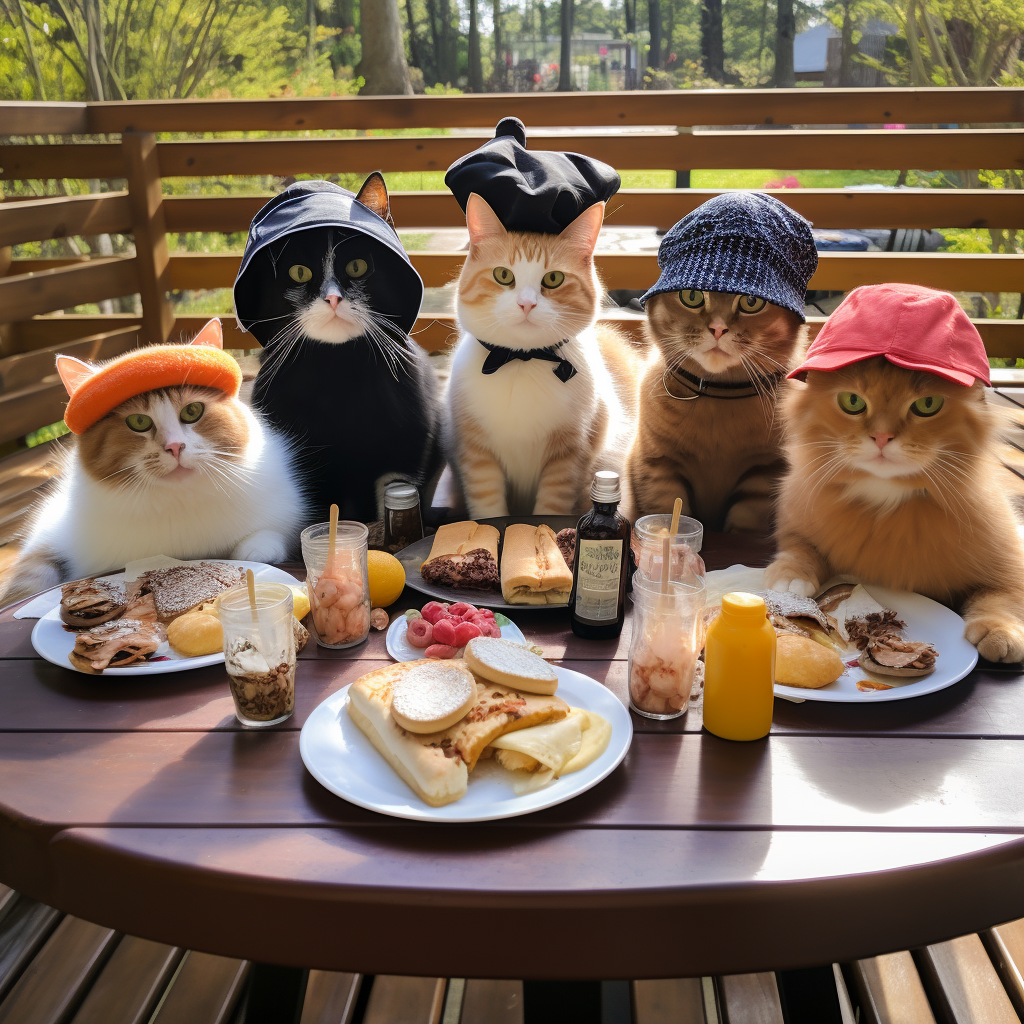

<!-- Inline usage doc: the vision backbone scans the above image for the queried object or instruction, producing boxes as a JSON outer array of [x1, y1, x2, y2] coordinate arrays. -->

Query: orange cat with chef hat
[[2, 319, 306, 604]]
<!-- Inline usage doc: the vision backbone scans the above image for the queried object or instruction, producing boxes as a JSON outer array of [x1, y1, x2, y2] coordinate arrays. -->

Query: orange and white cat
[[445, 194, 635, 517], [766, 357, 1024, 663], [4, 321, 306, 603]]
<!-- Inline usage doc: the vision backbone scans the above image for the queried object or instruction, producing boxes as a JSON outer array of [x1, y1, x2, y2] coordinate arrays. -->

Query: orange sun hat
[[58, 319, 242, 434]]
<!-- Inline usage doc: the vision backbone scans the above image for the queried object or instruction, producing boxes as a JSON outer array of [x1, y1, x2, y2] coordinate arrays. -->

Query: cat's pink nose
[[518, 288, 537, 315], [710, 327, 729, 341], [328, 295, 340, 310], [872, 433, 894, 451], [165, 442, 185, 460]]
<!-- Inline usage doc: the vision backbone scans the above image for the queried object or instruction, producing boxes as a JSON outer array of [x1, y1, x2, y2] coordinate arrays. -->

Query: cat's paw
[[964, 615, 1024, 664], [231, 531, 289, 565], [764, 559, 818, 598], [772, 577, 817, 598]]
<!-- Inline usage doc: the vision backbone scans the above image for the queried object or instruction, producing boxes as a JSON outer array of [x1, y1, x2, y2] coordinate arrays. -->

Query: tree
[[492, 0, 504, 87], [557, 0, 573, 89], [467, 0, 483, 89], [775, 0, 795, 84], [701, 0, 724, 80], [648, 0, 662, 70], [358, 0, 413, 92], [404, 0, 424, 71]]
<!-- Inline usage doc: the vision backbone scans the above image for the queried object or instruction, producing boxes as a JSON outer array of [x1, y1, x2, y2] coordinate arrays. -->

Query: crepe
[[500, 524, 573, 605], [420, 521, 501, 590], [347, 661, 470, 807]]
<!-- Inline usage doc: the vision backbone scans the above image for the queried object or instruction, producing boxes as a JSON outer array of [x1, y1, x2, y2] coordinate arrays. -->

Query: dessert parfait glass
[[632, 513, 706, 585], [301, 521, 371, 649], [219, 582, 296, 728], [628, 570, 706, 720]]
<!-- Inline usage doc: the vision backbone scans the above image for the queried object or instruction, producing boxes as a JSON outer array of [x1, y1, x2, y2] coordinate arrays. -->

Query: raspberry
[[431, 618, 457, 647], [454, 621, 482, 646]]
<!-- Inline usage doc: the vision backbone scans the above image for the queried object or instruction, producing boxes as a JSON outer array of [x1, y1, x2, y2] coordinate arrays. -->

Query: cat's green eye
[[679, 289, 705, 309], [345, 259, 369, 279], [837, 392, 867, 415], [125, 413, 153, 432], [288, 265, 312, 283], [493, 267, 515, 287], [738, 295, 767, 313], [542, 270, 565, 289], [911, 395, 945, 417], [179, 402, 205, 424]]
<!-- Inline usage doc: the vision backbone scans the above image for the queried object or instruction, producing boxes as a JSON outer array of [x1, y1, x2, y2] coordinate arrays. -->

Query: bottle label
[[574, 539, 623, 622]]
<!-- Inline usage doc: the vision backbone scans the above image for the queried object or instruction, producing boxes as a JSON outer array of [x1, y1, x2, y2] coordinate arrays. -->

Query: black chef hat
[[444, 117, 620, 235]]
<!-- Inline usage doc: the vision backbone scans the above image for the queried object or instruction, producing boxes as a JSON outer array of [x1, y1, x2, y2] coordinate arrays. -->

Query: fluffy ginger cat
[[626, 290, 806, 529], [766, 285, 1024, 663], [446, 194, 634, 516], [4, 319, 307, 603]]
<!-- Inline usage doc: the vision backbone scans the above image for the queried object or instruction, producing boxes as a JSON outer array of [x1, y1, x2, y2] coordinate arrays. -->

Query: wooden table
[[3, 533, 1024, 982]]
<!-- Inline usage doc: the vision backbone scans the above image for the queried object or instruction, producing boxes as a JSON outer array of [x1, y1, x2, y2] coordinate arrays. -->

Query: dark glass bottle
[[569, 471, 632, 640]]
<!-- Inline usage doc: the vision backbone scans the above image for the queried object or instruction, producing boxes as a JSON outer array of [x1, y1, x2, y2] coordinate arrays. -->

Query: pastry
[[775, 634, 844, 689], [555, 527, 577, 567], [463, 636, 558, 695], [69, 619, 165, 673], [500, 524, 573, 605], [60, 578, 126, 628], [167, 611, 223, 657], [142, 562, 245, 622], [390, 661, 478, 733], [420, 521, 500, 590]]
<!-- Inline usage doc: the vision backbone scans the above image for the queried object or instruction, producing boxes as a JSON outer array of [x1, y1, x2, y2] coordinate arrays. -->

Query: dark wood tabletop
[[3, 532, 1024, 981]]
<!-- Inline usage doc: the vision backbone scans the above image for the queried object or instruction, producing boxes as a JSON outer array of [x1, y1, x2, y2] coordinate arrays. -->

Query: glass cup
[[632, 513, 706, 585], [218, 582, 296, 728], [627, 570, 706, 720], [301, 521, 371, 650]]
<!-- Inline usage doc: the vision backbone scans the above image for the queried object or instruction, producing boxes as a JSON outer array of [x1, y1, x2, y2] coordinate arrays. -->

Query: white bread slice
[[347, 662, 468, 806], [463, 637, 558, 695], [424, 521, 500, 564], [391, 661, 478, 733]]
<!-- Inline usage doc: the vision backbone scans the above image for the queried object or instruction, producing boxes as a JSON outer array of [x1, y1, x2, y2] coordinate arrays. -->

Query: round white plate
[[31, 560, 300, 676], [774, 584, 979, 703], [385, 612, 527, 662], [300, 666, 632, 822]]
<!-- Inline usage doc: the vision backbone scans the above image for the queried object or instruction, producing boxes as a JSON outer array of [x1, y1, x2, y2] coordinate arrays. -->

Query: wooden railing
[[1, 88, 1023, 467]]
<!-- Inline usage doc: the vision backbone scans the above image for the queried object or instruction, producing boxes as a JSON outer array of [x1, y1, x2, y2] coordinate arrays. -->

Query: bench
[[5, 884, 1024, 1024]]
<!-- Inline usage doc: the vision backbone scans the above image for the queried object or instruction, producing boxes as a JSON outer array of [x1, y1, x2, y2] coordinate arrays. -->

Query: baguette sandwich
[[500, 524, 573, 605], [420, 521, 501, 590]]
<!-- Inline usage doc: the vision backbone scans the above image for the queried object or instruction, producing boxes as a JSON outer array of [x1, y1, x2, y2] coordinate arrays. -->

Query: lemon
[[289, 584, 310, 621], [367, 550, 406, 608]]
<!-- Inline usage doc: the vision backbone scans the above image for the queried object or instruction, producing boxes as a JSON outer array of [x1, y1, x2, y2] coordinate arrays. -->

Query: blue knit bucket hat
[[641, 192, 818, 321]]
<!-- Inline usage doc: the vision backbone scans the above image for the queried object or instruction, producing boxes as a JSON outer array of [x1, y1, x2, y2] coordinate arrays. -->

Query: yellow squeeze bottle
[[703, 592, 776, 741]]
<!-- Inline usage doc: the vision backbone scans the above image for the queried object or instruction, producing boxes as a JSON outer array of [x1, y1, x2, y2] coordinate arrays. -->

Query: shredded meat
[[71, 619, 165, 671], [846, 610, 907, 649], [865, 636, 937, 671], [420, 548, 499, 590], [555, 528, 576, 567]]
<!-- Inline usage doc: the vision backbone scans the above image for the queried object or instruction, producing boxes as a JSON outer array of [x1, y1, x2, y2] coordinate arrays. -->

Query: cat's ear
[[56, 355, 95, 397], [356, 172, 395, 230], [559, 202, 605, 256], [466, 193, 506, 248], [189, 318, 223, 350]]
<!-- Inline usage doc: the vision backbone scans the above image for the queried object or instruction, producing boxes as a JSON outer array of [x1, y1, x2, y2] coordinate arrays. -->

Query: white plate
[[300, 666, 632, 822], [31, 560, 300, 676], [385, 612, 527, 662], [774, 584, 979, 703]]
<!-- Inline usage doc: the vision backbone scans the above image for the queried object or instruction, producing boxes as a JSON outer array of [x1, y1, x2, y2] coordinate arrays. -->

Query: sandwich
[[500, 524, 573, 605], [69, 619, 166, 673], [60, 577, 127, 628], [420, 521, 500, 590], [347, 661, 471, 806]]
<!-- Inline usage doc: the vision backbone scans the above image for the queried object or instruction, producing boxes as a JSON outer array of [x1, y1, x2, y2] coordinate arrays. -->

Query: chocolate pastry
[[60, 578, 127, 628], [141, 562, 246, 622], [555, 528, 576, 568], [421, 548, 500, 591], [69, 619, 166, 673]]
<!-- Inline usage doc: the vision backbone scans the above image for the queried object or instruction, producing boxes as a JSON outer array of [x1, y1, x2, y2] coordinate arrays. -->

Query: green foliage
[[25, 422, 70, 448]]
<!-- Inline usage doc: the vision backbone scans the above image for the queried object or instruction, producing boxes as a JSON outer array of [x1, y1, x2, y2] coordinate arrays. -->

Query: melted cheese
[[560, 710, 612, 774], [489, 708, 583, 771]]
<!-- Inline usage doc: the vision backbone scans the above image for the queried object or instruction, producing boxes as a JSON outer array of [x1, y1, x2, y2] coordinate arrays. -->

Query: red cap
[[789, 283, 990, 387]]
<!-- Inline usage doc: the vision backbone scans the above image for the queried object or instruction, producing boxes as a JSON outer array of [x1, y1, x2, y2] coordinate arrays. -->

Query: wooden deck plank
[[297, 971, 361, 1024], [70, 936, 183, 1024], [361, 977, 445, 1024], [632, 979, 705, 1024], [0, 916, 119, 1024], [718, 973, 784, 1024], [459, 980, 523, 1024], [149, 951, 248, 1024], [0, 258, 139, 322], [0, 194, 132, 249], [0, 899, 61, 1003], [983, 921, 1024, 1022], [847, 952, 937, 1024], [915, 935, 1019, 1024]]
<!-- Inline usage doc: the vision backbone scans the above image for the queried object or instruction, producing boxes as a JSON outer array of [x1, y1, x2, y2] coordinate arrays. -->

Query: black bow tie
[[477, 338, 577, 383]]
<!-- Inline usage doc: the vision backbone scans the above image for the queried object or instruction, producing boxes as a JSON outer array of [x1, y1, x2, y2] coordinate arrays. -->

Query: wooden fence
[[0, 87, 1022, 533]]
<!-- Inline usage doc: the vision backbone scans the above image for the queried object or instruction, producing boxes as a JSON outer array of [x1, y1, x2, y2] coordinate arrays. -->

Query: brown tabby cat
[[446, 195, 637, 516], [625, 289, 806, 529], [765, 357, 1024, 663]]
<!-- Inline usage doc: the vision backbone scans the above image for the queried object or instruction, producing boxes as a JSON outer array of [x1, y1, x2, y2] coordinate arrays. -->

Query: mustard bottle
[[703, 592, 776, 741]]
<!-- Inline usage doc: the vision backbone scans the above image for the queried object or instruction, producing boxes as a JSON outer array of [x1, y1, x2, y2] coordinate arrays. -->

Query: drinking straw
[[327, 503, 339, 575], [670, 497, 683, 539], [660, 535, 671, 598], [245, 568, 261, 647]]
